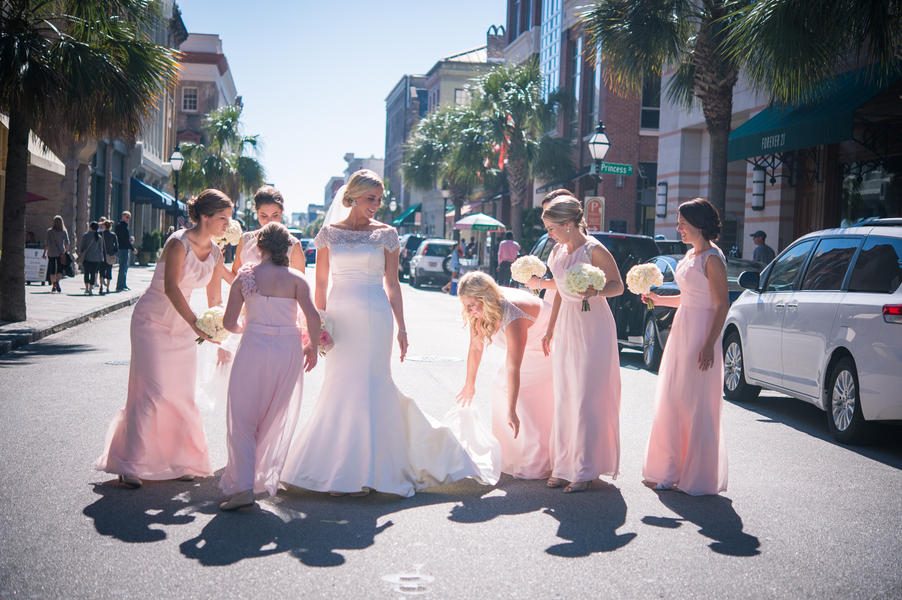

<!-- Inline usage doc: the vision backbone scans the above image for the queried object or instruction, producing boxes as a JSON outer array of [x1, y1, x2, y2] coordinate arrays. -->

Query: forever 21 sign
[[761, 133, 786, 151]]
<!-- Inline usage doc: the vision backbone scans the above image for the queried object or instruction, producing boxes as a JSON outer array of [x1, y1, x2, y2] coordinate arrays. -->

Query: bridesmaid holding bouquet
[[641, 198, 729, 496], [540, 196, 623, 492]]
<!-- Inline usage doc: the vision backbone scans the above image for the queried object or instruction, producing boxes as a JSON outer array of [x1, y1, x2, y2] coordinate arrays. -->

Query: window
[[539, 0, 562, 97], [655, 258, 676, 282], [640, 79, 661, 130], [568, 35, 581, 138], [800, 237, 861, 291], [609, 219, 628, 233], [182, 87, 198, 112], [849, 236, 902, 293], [454, 89, 470, 105], [765, 239, 816, 292], [583, 47, 601, 136]]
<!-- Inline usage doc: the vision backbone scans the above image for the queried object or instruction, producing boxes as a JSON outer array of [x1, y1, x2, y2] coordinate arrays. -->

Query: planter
[[138, 252, 154, 266]]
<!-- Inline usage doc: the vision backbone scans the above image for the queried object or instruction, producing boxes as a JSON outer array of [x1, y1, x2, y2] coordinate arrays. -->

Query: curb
[[0, 296, 140, 357]]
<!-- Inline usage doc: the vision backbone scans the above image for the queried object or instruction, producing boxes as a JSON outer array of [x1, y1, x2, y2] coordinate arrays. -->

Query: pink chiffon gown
[[642, 247, 728, 495], [95, 230, 218, 480], [547, 239, 621, 482], [218, 265, 305, 497], [490, 294, 554, 479]]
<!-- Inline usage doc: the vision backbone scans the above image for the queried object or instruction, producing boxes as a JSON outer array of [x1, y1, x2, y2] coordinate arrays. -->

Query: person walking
[[78, 222, 104, 296], [496, 231, 520, 287], [115, 211, 137, 291], [43, 215, 70, 293], [750, 230, 776, 265], [99, 220, 119, 295], [442, 239, 464, 296]]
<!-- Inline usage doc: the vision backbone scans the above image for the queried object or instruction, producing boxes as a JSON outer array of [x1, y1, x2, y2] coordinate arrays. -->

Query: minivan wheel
[[642, 316, 662, 371], [827, 357, 873, 445], [723, 331, 760, 402]]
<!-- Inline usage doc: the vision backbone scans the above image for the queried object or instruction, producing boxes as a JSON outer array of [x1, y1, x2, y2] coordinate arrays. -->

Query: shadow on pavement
[[448, 476, 636, 557], [0, 342, 98, 367], [642, 491, 760, 557]]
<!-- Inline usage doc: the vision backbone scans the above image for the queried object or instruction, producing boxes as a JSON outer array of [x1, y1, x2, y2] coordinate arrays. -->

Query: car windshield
[[405, 237, 424, 251], [423, 243, 454, 257]]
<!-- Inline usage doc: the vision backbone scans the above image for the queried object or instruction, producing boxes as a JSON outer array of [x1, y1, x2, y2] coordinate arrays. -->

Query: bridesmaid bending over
[[456, 271, 555, 479], [538, 196, 623, 493], [95, 190, 233, 488], [218, 222, 321, 511], [642, 198, 729, 495]]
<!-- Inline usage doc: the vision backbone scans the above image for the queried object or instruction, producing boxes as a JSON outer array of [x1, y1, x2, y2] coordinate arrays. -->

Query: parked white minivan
[[722, 218, 902, 444]]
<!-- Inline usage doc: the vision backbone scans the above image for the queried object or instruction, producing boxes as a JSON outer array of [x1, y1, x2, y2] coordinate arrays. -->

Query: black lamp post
[[169, 146, 184, 222], [587, 121, 611, 197]]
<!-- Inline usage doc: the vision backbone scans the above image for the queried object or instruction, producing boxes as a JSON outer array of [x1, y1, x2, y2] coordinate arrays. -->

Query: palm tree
[[580, 0, 748, 218], [725, 0, 902, 105], [0, 0, 180, 322], [177, 104, 265, 208], [471, 60, 576, 240], [402, 103, 496, 233]]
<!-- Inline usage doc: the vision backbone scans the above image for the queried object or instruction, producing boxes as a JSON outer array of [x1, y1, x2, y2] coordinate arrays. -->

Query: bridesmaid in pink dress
[[95, 190, 234, 488], [456, 271, 554, 479], [218, 223, 321, 511], [642, 198, 729, 495], [541, 196, 623, 493]]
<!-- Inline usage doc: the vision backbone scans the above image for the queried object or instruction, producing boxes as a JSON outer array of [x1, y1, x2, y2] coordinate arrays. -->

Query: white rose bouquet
[[195, 306, 230, 344], [625, 263, 665, 309], [510, 255, 548, 295], [301, 309, 334, 356], [214, 219, 243, 248], [564, 264, 607, 312]]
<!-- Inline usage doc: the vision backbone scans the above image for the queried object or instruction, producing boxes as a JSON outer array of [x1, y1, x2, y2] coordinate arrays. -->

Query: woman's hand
[[397, 330, 408, 362], [302, 343, 318, 373], [524, 276, 542, 291], [698, 343, 716, 372], [541, 329, 554, 357], [456, 383, 476, 407], [641, 292, 658, 307], [216, 348, 232, 366], [581, 286, 600, 300], [193, 325, 220, 345], [507, 409, 520, 439]]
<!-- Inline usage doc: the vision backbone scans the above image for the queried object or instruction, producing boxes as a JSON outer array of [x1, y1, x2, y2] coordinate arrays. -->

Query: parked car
[[398, 233, 427, 280], [654, 237, 689, 255], [722, 218, 902, 444], [409, 239, 457, 288], [641, 254, 764, 370]]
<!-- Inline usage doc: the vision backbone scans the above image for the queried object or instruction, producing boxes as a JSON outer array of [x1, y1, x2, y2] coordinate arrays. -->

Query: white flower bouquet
[[510, 255, 548, 294], [625, 263, 665, 309], [301, 309, 334, 357], [195, 306, 230, 344], [564, 264, 607, 312], [214, 219, 243, 248]]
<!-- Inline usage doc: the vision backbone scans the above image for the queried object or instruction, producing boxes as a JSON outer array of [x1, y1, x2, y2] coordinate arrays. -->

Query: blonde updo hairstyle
[[342, 169, 384, 207], [187, 189, 233, 224], [458, 271, 506, 345], [256, 222, 292, 267], [542, 196, 587, 232]]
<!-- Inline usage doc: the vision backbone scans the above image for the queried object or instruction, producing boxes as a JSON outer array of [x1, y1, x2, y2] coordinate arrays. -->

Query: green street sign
[[591, 162, 634, 176]]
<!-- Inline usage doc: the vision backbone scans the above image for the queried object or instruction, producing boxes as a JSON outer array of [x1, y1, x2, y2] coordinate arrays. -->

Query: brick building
[[384, 75, 428, 229]]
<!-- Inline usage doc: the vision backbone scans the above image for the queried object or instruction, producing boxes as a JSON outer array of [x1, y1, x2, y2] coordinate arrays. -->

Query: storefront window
[[841, 161, 902, 225]]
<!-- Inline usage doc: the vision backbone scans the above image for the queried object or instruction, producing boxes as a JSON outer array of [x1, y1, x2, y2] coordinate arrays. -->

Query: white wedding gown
[[280, 225, 498, 497]]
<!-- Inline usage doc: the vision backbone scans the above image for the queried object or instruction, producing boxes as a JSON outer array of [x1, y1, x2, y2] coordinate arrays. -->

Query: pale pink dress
[[490, 294, 555, 479], [218, 265, 305, 497], [95, 230, 218, 480], [547, 239, 621, 482], [643, 247, 728, 495]]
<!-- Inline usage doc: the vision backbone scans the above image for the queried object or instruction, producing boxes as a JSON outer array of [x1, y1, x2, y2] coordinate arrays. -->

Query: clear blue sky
[[177, 1, 507, 217]]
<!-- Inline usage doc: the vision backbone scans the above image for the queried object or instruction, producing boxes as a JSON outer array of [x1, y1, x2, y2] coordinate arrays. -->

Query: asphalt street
[[0, 272, 900, 599]]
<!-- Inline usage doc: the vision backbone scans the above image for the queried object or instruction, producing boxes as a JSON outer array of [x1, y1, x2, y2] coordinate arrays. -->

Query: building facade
[[176, 33, 240, 146], [384, 74, 428, 229]]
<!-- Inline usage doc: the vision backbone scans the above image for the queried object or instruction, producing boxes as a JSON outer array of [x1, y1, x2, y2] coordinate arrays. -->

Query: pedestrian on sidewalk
[[99, 220, 118, 295], [496, 231, 520, 287], [78, 222, 104, 296], [115, 211, 137, 291], [43, 215, 69, 293], [442, 239, 464, 295]]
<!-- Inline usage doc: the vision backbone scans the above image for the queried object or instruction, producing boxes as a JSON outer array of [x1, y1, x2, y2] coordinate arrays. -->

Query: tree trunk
[[707, 124, 730, 219], [506, 155, 528, 242], [0, 111, 31, 322], [449, 180, 467, 241]]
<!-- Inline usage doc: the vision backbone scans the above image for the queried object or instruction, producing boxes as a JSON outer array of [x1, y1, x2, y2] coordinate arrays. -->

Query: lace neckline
[[500, 299, 536, 332]]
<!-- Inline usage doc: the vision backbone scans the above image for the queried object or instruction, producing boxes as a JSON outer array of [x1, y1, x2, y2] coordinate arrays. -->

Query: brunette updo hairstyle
[[678, 198, 722, 241], [254, 185, 284, 211], [342, 169, 384, 207], [256, 222, 292, 267], [542, 196, 587, 232], [187, 189, 233, 224]]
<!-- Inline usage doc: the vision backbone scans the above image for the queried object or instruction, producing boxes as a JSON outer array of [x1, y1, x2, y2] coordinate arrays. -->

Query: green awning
[[727, 67, 898, 163], [391, 203, 421, 226], [131, 177, 175, 210]]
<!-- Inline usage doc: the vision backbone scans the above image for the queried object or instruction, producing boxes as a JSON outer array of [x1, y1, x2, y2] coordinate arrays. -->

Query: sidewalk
[[0, 265, 156, 356]]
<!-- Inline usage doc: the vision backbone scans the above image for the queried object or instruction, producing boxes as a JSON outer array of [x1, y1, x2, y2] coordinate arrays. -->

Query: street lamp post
[[587, 121, 611, 197], [169, 146, 184, 226]]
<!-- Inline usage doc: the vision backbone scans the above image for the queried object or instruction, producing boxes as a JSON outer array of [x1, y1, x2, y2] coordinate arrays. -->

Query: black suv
[[528, 232, 660, 352], [398, 233, 427, 280]]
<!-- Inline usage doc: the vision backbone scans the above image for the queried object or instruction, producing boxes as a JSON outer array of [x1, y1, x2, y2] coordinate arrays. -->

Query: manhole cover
[[404, 356, 463, 363], [105, 360, 130, 366]]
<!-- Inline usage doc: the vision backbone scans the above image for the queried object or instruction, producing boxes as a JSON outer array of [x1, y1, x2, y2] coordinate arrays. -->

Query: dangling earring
[[351, 200, 357, 207], [566, 225, 570, 233]]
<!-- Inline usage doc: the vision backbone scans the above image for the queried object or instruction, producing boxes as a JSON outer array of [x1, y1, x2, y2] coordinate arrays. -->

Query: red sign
[[585, 196, 605, 232]]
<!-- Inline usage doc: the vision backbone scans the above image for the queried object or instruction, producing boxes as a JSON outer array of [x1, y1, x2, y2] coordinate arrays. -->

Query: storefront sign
[[24, 248, 47, 283], [585, 196, 605, 232]]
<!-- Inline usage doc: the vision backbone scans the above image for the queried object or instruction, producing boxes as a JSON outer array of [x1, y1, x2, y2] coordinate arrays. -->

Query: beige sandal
[[547, 477, 567, 488]]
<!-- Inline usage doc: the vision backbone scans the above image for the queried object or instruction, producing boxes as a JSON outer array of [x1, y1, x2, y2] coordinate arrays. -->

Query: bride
[[280, 169, 497, 497]]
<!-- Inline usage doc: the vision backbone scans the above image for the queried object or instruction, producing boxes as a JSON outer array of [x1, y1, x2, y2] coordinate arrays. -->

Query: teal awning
[[130, 177, 175, 210], [392, 203, 421, 226], [727, 67, 898, 162]]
